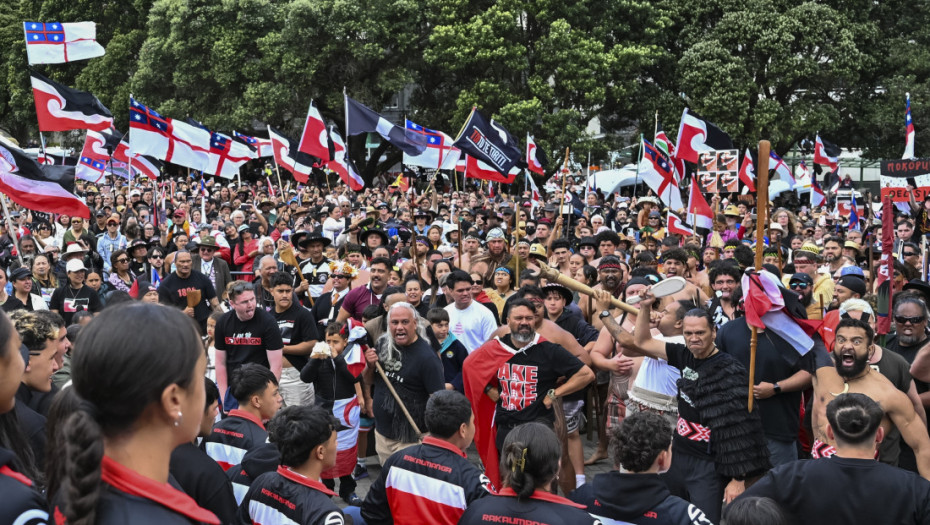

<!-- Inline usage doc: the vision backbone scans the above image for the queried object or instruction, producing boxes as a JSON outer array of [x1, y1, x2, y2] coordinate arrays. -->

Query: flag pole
[[633, 134, 643, 199], [748, 140, 770, 413], [560, 147, 570, 230], [0, 194, 23, 266]]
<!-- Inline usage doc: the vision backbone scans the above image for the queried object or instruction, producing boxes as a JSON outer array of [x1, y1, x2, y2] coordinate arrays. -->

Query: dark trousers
[[323, 474, 357, 499], [663, 450, 726, 524]]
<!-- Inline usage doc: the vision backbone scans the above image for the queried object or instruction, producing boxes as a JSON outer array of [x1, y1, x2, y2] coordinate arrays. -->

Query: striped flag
[[904, 93, 916, 159]]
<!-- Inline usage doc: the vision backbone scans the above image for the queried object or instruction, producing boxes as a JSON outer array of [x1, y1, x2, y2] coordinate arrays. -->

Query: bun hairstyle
[[826, 393, 884, 447], [500, 422, 561, 500], [52, 304, 203, 525]]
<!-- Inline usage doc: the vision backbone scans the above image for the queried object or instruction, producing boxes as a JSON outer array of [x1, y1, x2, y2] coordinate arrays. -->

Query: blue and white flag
[[402, 119, 460, 169], [344, 95, 426, 156], [23, 21, 105, 65]]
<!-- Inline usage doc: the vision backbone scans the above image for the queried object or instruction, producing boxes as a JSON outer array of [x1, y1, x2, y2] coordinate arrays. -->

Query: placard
[[880, 158, 930, 202], [697, 149, 738, 193]]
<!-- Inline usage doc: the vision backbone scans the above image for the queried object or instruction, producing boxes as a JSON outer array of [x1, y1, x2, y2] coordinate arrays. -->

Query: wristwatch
[[773, 383, 782, 394], [599, 310, 612, 320], [547, 389, 559, 400]]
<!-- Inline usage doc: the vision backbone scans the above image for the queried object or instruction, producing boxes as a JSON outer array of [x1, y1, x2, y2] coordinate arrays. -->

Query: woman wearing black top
[[0, 311, 49, 524], [459, 423, 598, 525], [47, 304, 219, 524]]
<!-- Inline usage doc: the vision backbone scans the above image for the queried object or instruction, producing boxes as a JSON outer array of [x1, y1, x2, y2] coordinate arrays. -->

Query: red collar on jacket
[[100, 455, 220, 524], [277, 466, 335, 496], [228, 408, 266, 430], [496, 487, 587, 508], [422, 436, 467, 458]]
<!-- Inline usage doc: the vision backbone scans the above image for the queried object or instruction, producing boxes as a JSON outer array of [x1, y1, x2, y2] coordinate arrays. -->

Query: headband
[[495, 267, 513, 276], [598, 261, 623, 271]]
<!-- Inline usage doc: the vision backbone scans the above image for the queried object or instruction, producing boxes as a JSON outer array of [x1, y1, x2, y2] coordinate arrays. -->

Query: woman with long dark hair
[[458, 422, 598, 524], [107, 249, 135, 293], [0, 311, 49, 523], [47, 304, 219, 524]]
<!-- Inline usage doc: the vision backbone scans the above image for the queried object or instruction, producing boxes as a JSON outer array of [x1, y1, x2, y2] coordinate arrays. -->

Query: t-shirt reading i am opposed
[[214, 308, 284, 380], [49, 285, 102, 325]]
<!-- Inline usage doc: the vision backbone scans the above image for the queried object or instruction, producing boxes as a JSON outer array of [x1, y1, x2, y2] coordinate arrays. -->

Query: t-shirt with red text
[[214, 308, 284, 383], [493, 334, 584, 428], [157, 270, 217, 332]]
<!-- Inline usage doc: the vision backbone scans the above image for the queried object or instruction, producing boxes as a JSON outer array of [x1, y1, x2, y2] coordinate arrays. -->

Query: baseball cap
[[66, 259, 87, 273]]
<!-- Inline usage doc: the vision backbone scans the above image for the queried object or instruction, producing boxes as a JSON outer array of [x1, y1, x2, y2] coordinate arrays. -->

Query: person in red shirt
[[233, 225, 259, 281]]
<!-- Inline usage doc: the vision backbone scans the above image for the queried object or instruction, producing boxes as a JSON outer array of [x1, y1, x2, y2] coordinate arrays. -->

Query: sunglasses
[[895, 315, 927, 325], [789, 282, 810, 290], [904, 252, 918, 257], [116, 258, 129, 263], [71, 220, 82, 225], [107, 222, 119, 226], [332, 274, 349, 279], [149, 255, 164, 260]]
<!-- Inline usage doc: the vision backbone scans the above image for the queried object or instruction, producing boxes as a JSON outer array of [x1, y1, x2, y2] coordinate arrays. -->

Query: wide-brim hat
[[414, 209, 433, 220], [542, 283, 573, 304], [360, 228, 389, 246], [636, 196, 660, 208], [63, 243, 88, 256], [195, 236, 219, 249], [904, 279, 930, 300], [299, 232, 332, 248], [290, 231, 309, 248]]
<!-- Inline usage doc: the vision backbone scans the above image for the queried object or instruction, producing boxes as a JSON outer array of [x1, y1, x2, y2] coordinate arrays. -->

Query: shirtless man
[[469, 228, 512, 283], [662, 248, 709, 305], [579, 256, 626, 329], [811, 318, 930, 479]]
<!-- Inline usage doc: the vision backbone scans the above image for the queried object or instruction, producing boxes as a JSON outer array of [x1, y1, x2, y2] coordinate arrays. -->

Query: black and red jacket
[[237, 466, 344, 525], [203, 409, 268, 472], [0, 446, 48, 525], [458, 488, 599, 525], [570, 471, 713, 525], [54, 455, 220, 525], [361, 436, 494, 525]]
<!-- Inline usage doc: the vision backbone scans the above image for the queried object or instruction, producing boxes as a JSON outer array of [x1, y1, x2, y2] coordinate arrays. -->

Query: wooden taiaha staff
[[537, 264, 639, 315], [748, 140, 771, 412], [376, 362, 422, 436]]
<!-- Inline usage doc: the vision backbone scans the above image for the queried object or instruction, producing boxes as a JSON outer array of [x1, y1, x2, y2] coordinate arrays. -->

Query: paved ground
[[336, 423, 612, 509]]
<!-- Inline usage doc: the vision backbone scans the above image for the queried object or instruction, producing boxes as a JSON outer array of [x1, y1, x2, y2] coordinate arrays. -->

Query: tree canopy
[[0, 0, 928, 182]]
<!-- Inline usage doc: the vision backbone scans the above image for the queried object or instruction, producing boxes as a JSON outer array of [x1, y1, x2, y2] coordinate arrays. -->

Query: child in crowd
[[300, 321, 366, 506], [427, 308, 468, 393], [204, 311, 224, 382]]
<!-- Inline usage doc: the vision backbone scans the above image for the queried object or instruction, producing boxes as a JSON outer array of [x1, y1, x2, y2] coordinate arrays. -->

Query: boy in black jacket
[[426, 308, 468, 393], [571, 412, 713, 525]]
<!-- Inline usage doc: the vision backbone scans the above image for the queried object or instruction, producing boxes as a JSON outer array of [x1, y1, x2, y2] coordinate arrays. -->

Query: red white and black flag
[[30, 70, 113, 132], [298, 100, 332, 161], [268, 126, 314, 183], [0, 138, 89, 218], [674, 108, 733, 164]]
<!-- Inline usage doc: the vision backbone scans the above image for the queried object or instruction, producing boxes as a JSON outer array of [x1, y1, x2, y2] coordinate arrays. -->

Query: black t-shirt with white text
[[214, 309, 284, 384], [495, 335, 585, 428], [49, 284, 102, 325], [272, 303, 319, 372]]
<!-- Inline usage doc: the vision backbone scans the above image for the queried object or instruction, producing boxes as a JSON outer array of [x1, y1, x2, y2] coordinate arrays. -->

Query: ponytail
[[59, 408, 104, 525], [499, 422, 561, 500]]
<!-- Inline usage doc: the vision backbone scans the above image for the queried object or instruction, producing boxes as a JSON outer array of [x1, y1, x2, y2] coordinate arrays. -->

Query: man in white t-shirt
[[444, 270, 497, 353]]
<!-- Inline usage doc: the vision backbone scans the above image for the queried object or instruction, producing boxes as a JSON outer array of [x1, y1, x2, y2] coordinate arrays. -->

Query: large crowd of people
[[2, 169, 930, 524]]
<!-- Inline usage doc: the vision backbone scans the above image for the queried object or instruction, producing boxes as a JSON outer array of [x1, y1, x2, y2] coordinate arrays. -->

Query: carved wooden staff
[[537, 264, 639, 315], [749, 140, 771, 412]]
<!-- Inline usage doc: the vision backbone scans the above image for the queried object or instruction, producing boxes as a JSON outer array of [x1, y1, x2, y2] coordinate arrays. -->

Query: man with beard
[[706, 263, 740, 328], [820, 236, 845, 276], [887, 296, 930, 422], [624, 290, 771, 524], [811, 318, 930, 480], [579, 256, 624, 328], [464, 298, 594, 488], [788, 273, 823, 320], [741, 394, 930, 525], [468, 228, 512, 284], [363, 302, 445, 463]]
